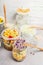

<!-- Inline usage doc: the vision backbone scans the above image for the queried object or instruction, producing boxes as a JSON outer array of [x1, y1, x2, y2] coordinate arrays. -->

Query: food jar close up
[[16, 8, 30, 29], [1, 28, 20, 51], [12, 39, 27, 61]]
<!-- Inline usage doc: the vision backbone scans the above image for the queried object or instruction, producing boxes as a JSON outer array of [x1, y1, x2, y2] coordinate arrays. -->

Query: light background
[[0, 0, 43, 65], [0, 0, 43, 26]]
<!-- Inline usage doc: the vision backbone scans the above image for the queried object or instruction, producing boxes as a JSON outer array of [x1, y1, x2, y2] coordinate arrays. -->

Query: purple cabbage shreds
[[15, 43, 18, 45], [16, 41, 19, 43], [22, 40, 25, 43], [17, 39, 25, 43], [14, 39, 26, 50]]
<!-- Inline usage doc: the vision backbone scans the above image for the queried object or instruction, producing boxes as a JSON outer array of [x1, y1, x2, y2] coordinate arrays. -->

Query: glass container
[[16, 8, 30, 29], [1, 28, 20, 51], [12, 39, 27, 61]]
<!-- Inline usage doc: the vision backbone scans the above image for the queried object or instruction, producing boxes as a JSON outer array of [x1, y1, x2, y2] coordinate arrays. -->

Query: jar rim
[[1, 28, 20, 40]]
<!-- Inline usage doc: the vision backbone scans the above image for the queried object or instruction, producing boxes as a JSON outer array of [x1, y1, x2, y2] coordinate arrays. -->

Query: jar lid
[[16, 8, 30, 15]]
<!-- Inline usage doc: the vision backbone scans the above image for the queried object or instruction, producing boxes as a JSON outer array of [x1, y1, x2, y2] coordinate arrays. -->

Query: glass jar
[[3, 39, 14, 51], [1, 28, 20, 51], [0, 16, 5, 34], [20, 25, 37, 54], [20, 25, 37, 41], [12, 48, 27, 61], [16, 8, 30, 29], [12, 39, 27, 61]]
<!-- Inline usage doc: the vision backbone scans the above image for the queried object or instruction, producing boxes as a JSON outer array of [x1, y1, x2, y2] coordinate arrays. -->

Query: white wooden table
[[0, 0, 43, 65]]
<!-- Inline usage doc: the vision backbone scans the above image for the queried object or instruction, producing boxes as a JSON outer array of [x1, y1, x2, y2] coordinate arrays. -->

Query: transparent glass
[[20, 25, 38, 54], [1, 28, 20, 51], [3, 39, 14, 51], [12, 47, 27, 61], [16, 13, 30, 29], [12, 38, 27, 61]]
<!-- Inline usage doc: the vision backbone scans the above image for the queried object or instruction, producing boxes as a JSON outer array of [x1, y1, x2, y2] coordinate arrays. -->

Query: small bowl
[[0, 16, 5, 33], [0, 16, 5, 24]]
